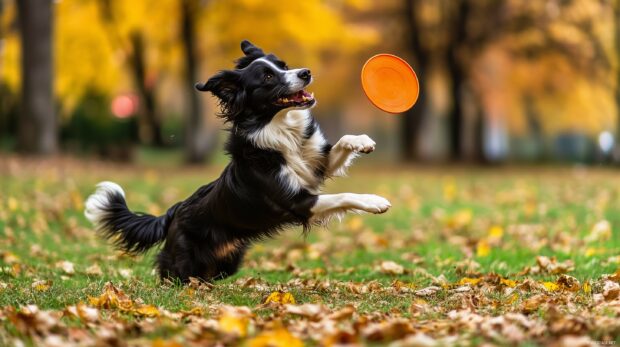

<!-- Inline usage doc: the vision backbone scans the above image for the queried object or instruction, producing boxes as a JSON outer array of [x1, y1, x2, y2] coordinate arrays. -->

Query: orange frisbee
[[361, 54, 419, 114]]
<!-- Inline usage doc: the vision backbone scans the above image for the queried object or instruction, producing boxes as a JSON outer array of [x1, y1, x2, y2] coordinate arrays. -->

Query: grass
[[1, 157, 619, 344]]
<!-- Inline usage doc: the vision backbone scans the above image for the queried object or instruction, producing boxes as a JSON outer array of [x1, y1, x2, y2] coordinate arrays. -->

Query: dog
[[84, 40, 391, 282]]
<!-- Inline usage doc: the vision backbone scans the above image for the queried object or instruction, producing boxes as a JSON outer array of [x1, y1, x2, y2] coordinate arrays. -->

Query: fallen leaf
[[542, 281, 560, 292], [263, 291, 296, 305], [457, 277, 482, 286], [247, 327, 303, 347], [55, 261, 75, 275], [118, 268, 132, 279], [557, 275, 580, 292], [522, 294, 546, 313], [414, 286, 441, 297], [500, 278, 518, 288], [134, 305, 160, 317], [32, 280, 52, 292], [535, 256, 574, 274], [218, 313, 249, 337], [585, 220, 611, 243], [64, 303, 99, 322], [476, 239, 490, 257], [285, 303, 326, 320], [379, 261, 404, 275], [85, 264, 103, 277], [602, 280, 620, 301], [88, 282, 133, 311]]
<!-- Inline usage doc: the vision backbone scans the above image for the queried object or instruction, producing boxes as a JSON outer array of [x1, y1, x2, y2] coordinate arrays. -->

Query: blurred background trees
[[0, 0, 618, 165]]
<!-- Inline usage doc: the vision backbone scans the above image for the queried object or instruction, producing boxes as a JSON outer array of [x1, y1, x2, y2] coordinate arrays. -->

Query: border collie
[[85, 40, 391, 282]]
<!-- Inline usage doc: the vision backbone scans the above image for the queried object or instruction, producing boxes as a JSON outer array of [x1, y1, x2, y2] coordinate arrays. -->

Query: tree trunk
[[181, 0, 211, 163], [401, 76, 426, 161], [446, 0, 469, 162], [16, 0, 57, 155], [129, 32, 164, 147], [401, 0, 428, 161]]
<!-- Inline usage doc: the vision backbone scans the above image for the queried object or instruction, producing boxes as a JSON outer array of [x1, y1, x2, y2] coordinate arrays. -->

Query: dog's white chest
[[249, 109, 327, 194]]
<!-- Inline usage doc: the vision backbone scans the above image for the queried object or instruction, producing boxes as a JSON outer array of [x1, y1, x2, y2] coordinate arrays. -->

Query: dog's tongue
[[290, 90, 312, 102]]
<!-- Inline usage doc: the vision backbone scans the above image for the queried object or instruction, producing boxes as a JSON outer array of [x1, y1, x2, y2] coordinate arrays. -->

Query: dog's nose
[[297, 69, 311, 82]]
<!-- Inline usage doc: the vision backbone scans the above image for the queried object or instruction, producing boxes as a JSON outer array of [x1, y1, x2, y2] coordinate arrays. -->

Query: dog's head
[[196, 40, 315, 122]]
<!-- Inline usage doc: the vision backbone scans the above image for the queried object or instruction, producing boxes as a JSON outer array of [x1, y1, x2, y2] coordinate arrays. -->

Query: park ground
[[1, 156, 619, 346]]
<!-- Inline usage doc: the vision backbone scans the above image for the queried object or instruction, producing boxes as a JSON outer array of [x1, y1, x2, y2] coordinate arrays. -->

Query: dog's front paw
[[340, 134, 376, 154], [356, 194, 391, 214]]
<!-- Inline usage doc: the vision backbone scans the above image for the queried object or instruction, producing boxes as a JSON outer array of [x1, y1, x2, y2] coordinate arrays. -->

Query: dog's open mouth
[[275, 90, 315, 107]]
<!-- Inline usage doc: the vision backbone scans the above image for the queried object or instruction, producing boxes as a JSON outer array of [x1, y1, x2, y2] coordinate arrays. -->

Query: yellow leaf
[[500, 278, 518, 287], [263, 291, 296, 305], [488, 225, 504, 239], [32, 280, 51, 292], [542, 281, 560, 292], [454, 209, 472, 228], [458, 277, 482, 286], [346, 216, 364, 231], [218, 313, 248, 337], [7, 197, 18, 212], [135, 305, 160, 317], [585, 247, 605, 257], [247, 327, 303, 347], [181, 307, 204, 317], [88, 282, 133, 310], [70, 190, 84, 210], [443, 180, 456, 202], [476, 239, 490, 257], [152, 339, 183, 347], [506, 293, 519, 305], [583, 281, 591, 294]]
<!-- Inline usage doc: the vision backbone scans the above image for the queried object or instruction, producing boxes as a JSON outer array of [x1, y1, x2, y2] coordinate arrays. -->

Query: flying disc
[[361, 54, 419, 114]]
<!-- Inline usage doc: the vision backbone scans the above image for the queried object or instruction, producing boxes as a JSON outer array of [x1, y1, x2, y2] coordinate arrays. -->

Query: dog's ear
[[195, 70, 239, 100], [235, 40, 265, 69], [240, 40, 264, 57], [195, 70, 244, 120]]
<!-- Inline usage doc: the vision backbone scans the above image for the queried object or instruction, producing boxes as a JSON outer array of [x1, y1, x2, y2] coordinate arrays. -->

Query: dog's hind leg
[[327, 135, 376, 177], [309, 193, 390, 223]]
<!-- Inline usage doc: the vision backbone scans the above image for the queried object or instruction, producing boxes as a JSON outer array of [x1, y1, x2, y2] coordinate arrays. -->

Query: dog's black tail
[[84, 182, 180, 254]]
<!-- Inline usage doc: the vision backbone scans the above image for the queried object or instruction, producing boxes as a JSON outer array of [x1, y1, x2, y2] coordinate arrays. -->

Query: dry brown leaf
[[64, 303, 99, 322], [557, 274, 580, 292], [521, 294, 547, 313], [602, 280, 620, 301], [85, 264, 103, 276], [535, 256, 574, 274], [55, 260, 75, 275], [379, 261, 405, 275], [414, 286, 441, 297], [327, 304, 356, 321], [285, 303, 326, 320], [32, 280, 52, 292]]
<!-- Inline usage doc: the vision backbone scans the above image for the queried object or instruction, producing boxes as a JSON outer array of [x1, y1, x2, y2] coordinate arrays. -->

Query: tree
[[97, 0, 174, 147], [402, 0, 614, 162], [181, 0, 212, 163], [16, 0, 56, 154]]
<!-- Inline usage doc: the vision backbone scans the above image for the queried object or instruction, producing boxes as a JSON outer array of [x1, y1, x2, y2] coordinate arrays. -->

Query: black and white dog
[[85, 40, 391, 282]]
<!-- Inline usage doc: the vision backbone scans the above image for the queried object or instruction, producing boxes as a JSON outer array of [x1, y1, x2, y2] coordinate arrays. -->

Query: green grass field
[[1, 157, 619, 346]]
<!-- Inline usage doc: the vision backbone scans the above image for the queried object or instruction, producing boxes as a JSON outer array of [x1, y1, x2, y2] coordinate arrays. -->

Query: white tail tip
[[84, 181, 125, 225]]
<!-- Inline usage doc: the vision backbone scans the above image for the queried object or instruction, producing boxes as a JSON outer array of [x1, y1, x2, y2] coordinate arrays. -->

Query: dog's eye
[[265, 73, 273, 80]]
